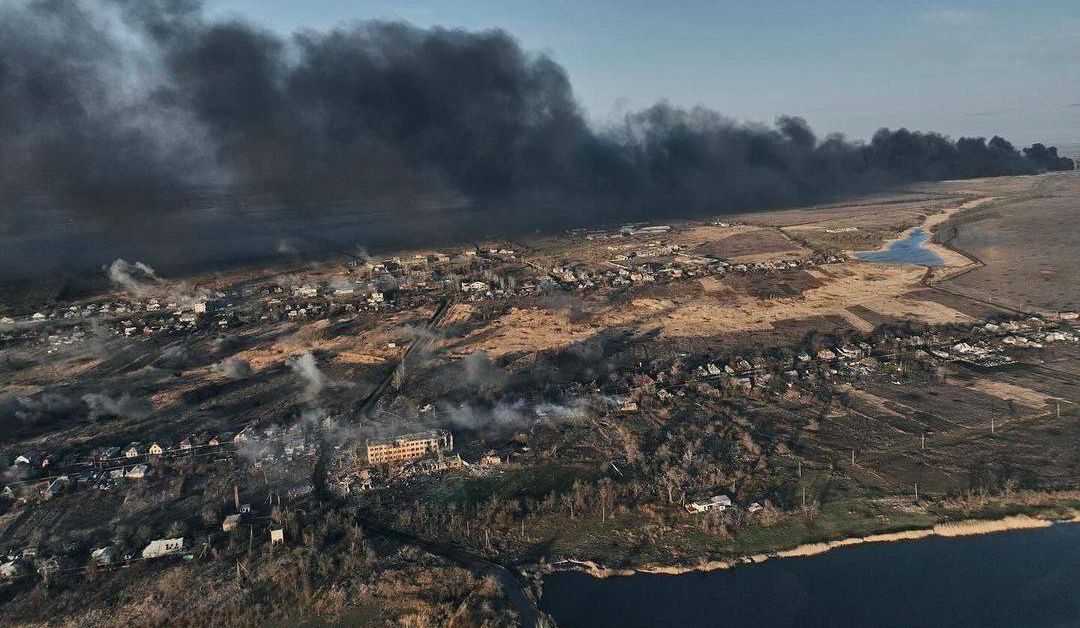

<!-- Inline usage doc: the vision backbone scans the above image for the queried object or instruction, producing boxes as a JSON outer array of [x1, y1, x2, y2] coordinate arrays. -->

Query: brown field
[[939, 172, 1080, 312], [451, 262, 976, 357], [804, 360, 1080, 495], [726, 192, 954, 226], [782, 200, 952, 251], [684, 225, 810, 261]]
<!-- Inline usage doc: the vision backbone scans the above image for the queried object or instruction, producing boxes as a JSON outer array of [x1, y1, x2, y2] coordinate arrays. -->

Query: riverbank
[[540, 508, 1080, 580], [541, 518, 1080, 628]]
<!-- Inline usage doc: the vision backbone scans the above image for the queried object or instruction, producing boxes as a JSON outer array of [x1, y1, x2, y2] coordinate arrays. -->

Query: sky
[[209, 0, 1080, 149]]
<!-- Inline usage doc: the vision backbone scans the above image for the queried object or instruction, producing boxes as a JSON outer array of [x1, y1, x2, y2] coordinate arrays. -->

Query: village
[[2, 173, 1080, 625]]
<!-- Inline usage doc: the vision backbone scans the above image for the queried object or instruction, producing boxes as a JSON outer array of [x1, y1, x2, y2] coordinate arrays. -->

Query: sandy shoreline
[[543, 512, 1080, 579]]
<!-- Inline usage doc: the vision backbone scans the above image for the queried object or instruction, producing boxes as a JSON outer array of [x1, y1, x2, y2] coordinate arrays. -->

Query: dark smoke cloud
[[0, 0, 1073, 278]]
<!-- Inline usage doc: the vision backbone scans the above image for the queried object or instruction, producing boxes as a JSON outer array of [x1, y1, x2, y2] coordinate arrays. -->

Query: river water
[[855, 228, 945, 266], [541, 523, 1080, 628]]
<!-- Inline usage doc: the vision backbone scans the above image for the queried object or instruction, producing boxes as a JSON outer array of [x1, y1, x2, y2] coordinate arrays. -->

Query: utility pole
[[914, 483, 919, 502], [797, 460, 802, 478], [851, 450, 856, 466], [921, 432, 925, 450], [991, 416, 995, 435], [802, 485, 807, 509]]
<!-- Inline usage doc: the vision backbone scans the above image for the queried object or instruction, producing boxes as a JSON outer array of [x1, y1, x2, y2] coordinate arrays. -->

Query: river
[[855, 228, 945, 266], [541, 523, 1080, 628]]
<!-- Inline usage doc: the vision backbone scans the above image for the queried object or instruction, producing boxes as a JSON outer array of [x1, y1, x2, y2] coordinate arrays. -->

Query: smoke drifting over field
[[288, 352, 330, 400], [0, 0, 1073, 276]]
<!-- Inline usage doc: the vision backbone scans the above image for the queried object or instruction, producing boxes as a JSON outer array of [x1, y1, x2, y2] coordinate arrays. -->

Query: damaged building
[[365, 430, 454, 465]]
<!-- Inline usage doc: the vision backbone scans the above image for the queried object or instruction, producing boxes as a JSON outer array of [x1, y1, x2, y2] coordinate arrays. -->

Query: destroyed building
[[365, 430, 453, 465]]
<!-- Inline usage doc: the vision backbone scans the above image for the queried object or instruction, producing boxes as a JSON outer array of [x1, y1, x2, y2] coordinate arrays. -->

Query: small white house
[[686, 494, 733, 514], [142, 538, 185, 559]]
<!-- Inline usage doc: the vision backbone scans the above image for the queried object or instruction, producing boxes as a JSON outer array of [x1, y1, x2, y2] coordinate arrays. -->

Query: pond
[[541, 523, 1080, 628], [855, 228, 944, 266]]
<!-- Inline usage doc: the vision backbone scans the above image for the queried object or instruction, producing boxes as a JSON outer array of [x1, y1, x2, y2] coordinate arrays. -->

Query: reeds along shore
[[547, 513, 1079, 579]]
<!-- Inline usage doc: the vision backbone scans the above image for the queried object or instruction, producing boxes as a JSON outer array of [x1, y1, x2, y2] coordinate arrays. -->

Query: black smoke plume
[[0, 0, 1072, 278]]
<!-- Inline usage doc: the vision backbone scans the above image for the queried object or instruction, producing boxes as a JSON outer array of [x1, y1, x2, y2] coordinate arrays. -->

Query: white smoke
[[462, 351, 508, 389], [107, 259, 162, 296], [82, 392, 151, 421], [220, 357, 253, 379], [156, 345, 189, 369], [437, 398, 590, 432], [288, 351, 329, 399], [277, 238, 300, 255]]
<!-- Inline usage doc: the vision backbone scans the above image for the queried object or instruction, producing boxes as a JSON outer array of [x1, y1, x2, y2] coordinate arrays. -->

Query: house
[[816, 348, 837, 361], [747, 502, 764, 513], [142, 538, 185, 559], [148, 442, 164, 456], [210, 432, 232, 446], [37, 556, 70, 576], [99, 446, 122, 461], [233, 425, 257, 444], [179, 436, 194, 451], [126, 464, 150, 479], [836, 344, 862, 360], [14, 451, 42, 467], [480, 451, 503, 467], [270, 529, 285, 545], [91, 547, 117, 566], [461, 281, 489, 293], [686, 494, 733, 514], [42, 476, 69, 500], [123, 443, 145, 458]]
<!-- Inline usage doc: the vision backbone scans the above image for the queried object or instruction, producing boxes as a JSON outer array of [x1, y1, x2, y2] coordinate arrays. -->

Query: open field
[[937, 172, 1080, 312]]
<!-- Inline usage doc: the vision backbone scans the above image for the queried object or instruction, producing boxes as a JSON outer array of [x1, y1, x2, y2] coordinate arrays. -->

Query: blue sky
[[208, 0, 1080, 147]]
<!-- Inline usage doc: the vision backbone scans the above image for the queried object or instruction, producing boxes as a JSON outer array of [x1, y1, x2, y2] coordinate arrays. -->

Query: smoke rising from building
[[0, 0, 1073, 278]]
